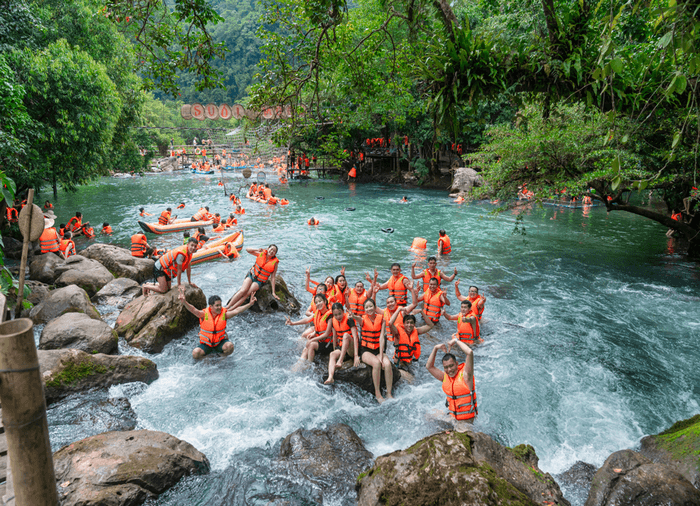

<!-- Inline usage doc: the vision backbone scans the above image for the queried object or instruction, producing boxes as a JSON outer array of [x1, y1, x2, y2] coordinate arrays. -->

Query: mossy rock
[[640, 414, 700, 488]]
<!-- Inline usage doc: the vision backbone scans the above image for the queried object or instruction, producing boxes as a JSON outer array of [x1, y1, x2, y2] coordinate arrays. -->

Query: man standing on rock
[[426, 339, 477, 424], [180, 293, 257, 359]]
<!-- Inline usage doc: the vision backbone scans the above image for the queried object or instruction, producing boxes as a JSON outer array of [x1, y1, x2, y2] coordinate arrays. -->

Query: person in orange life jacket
[[388, 309, 433, 369], [345, 279, 377, 320], [334, 274, 350, 306], [196, 235, 210, 251], [374, 263, 413, 306], [192, 227, 206, 244], [180, 293, 256, 359], [101, 222, 112, 234], [159, 207, 174, 226], [308, 217, 319, 225], [426, 339, 477, 423], [58, 231, 76, 259], [142, 237, 198, 297], [225, 213, 237, 228], [325, 303, 360, 384], [226, 244, 280, 310], [5, 205, 18, 223], [419, 277, 450, 324], [454, 281, 486, 320], [359, 298, 393, 403], [43, 200, 53, 210], [139, 207, 152, 217], [177, 202, 185, 209], [39, 212, 60, 254], [400, 196, 408, 203], [268, 194, 278, 205], [211, 213, 221, 227], [190, 206, 208, 222], [667, 209, 683, 237], [287, 294, 333, 363], [81, 222, 96, 239], [411, 257, 457, 295], [234, 205, 245, 214], [437, 229, 451, 257], [444, 300, 480, 345], [303, 282, 327, 317], [131, 232, 154, 258], [58, 224, 66, 237], [372, 284, 420, 343], [66, 212, 82, 233]]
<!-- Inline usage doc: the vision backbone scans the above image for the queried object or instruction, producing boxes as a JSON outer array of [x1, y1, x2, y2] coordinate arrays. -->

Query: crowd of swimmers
[[35, 207, 112, 259]]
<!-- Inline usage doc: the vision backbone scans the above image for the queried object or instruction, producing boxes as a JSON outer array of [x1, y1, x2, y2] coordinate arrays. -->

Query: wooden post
[[15, 189, 35, 317], [0, 318, 58, 506]]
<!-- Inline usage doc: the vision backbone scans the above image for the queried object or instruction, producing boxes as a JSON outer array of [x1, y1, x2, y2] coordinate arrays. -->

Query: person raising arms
[[287, 294, 333, 364], [346, 279, 376, 320], [360, 298, 393, 403], [180, 293, 257, 359], [325, 303, 360, 385], [227, 245, 280, 310], [455, 281, 486, 320], [411, 257, 457, 295], [444, 300, 480, 344], [426, 339, 477, 423], [388, 309, 433, 369], [419, 277, 450, 325]]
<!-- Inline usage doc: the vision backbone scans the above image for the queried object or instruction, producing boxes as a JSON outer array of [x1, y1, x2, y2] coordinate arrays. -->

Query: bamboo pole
[[0, 318, 58, 506], [15, 189, 34, 317]]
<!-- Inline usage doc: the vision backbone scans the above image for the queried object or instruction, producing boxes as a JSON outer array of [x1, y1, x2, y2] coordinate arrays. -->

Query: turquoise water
[[43, 172, 700, 505]]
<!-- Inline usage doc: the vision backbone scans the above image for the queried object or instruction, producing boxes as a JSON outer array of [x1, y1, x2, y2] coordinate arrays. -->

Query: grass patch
[[46, 361, 107, 387]]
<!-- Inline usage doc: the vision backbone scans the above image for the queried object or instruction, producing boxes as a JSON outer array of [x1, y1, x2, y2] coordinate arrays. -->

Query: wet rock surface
[[278, 424, 373, 504], [115, 284, 206, 353], [357, 430, 569, 506], [39, 349, 158, 405], [243, 275, 300, 313], [93, 277, 141, 309], [29, 284, 101, 323], [555, 461, 597, 506], [29, 252, 63, 283], [82, 243, 155, 282], [316, 353, 401, 396], [54, 255, 115, 296], [54, 429, 210, 506], [47, 391, 138, 451], [585, 449, 700, 506], [639, 414, 700, 489], [39, 312, 118, 354]]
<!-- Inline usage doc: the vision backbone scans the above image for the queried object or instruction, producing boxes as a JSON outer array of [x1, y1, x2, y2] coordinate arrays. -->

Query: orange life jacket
[[82, 226, 95, 239], [192, 208, 207, 221], [332, 313, 352, 348], [66, 216, 81, 232], [44, 202, 53, 209], [263, 188, 272, 200], [348, 289, 368, 316], [423, 289, 444, 323], [160, 245, 192, 278], [131, 234, 148, 257], [140, 211, 152, 217], [438, 235, 451, 254], [333, 284, 347, 306], [268, 197, 278, 205], [198, 307, 227, 346], [5, 207, 18, 222], [457, 314, 479, 343], [234, 208, 245, 215], [158, 210, 171, 225], [442, 363, 477, 420], [39, 227, 60, 253], [213, 224, 225, 233], [361, 313, 382, 350], [314, 309, 332, 342], [672, 212, 682, 221], [394, 326, 420, 363], [102, 225, 113, 234], [177, 203, 185, 209], [59, 239, 75, 258], [225, 217, 237, 227], [422, 269, 442, 292], [251, 251, 279, 283], [308, 219, 319, 225], [382, 307, 404, 342], [388, 274, 408, 305], [467, 295, 485, 319]]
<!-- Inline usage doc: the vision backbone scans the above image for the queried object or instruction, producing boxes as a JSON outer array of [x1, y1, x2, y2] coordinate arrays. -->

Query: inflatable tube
[[411, 237, 427, 249], [381, 228, 394, 233], [345, 207, 356, 211], [138, 219, 213, 235]]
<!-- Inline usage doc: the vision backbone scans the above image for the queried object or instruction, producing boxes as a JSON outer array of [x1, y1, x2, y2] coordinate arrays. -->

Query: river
[[39, 172, 700, 505]]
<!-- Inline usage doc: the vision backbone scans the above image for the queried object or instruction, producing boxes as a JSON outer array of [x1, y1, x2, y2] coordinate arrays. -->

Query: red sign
[[219, 104, 232, 120]]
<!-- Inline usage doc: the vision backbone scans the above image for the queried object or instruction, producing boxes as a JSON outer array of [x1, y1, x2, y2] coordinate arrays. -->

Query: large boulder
[[115, 284, 206, 353], [54, 255, 114, 296], [93, 278, 142, 309], [82, 243, 155, 282], [357, 431, 568, 506], [279, 424, 373, 503], [39, 313, 118, 355], [2, 236, 23, 260], [318, 355, 401, 396], [639, 414, 700, 489], [39, 349, 158, 405], [585, 449, 700, 506], [451, 167, 482, 194], [54, 430, 210, 506], [30, 284, 101, 324], [245, 275, 300, 313], [29, 252, 63, 283], [555, 461, 597, 506]]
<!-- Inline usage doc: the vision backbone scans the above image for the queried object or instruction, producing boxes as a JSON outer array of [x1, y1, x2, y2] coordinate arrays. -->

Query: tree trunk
[[53, 176, 58, 200]]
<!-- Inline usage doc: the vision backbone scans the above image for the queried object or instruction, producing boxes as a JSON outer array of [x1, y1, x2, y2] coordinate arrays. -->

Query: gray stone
[[29, 252, 63, 284], [39, 349, 158, 405], [54, 430, 210, 506], [40, 313, 118, 354], [93, 278, 141, 309], [81, 243, 155, 282], [451, 167, 483, 195], [54, 255, 114, 296], [30, 284, 101, 324], [244, 275, 300, 314]]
